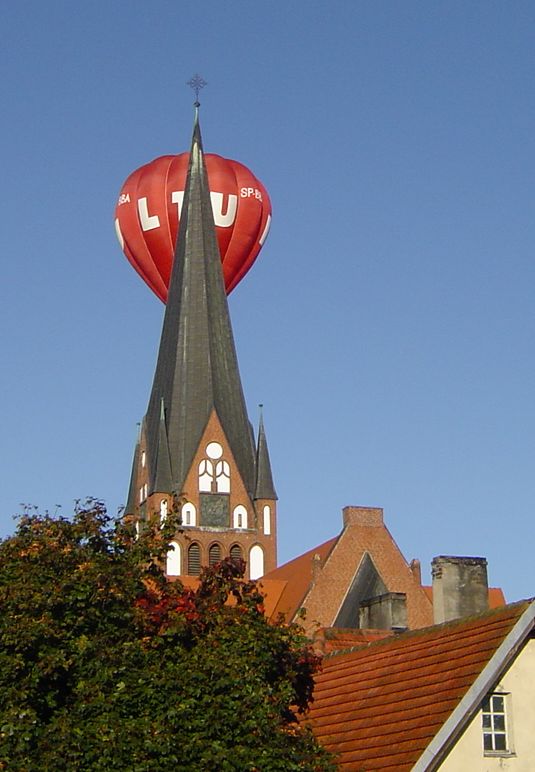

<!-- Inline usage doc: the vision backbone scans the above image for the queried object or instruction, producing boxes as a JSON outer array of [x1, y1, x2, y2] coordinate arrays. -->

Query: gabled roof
[[143, 108, 256, 498], [261, 536, 338, 621], [307, 600, 535, 771], [263, 507, 434, 633]]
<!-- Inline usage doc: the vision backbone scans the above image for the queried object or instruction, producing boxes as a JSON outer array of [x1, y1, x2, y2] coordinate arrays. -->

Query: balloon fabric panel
[[115, 152, 272, 302]]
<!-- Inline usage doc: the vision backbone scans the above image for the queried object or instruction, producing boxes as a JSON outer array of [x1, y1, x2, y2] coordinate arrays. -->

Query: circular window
[[206, 441, 223, 459]]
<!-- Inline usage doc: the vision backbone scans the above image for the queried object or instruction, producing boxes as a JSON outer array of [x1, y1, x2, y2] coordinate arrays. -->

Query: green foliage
[[0, 501, 335, 771]]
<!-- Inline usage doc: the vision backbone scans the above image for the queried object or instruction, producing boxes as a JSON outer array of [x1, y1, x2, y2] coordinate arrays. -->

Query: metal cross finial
[[187, 74, 207, 106]]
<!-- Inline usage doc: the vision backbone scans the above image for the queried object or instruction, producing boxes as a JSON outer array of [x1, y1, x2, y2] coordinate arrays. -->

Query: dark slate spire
[[144, 108, 256, 498], [254, 407, 277, 500]]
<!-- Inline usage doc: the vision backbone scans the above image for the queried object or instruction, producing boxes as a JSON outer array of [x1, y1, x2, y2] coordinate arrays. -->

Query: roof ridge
[[322, 599, 532, 661]]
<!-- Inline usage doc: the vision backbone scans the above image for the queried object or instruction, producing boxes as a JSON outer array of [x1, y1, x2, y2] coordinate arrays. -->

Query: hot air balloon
[[114, 153, 272, 302]]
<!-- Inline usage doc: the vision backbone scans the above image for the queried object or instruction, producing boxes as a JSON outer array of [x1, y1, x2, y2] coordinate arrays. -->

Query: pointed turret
[[255, 407, 277, 501], [125, 436, 140, 516], [124, 105, 277, 579]]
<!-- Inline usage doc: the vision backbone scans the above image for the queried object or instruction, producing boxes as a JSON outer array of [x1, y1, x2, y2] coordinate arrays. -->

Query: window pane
[[494, 715, 505, 732], [483, 733, 493, 751], [482, 697, 490, 712], [482, 714, 491, 729], [492, 695, 504, 712], [494, 734, 507, 751]]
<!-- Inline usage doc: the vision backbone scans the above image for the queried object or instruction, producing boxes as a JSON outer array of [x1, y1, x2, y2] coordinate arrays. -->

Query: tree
[[0, 501, 335, 771]]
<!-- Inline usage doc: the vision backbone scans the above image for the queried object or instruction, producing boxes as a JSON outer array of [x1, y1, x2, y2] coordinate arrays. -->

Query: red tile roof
[[166, 574, 288, 619], [260, 536, 338, 621], [306, 601, 531, 770], [313, 627, 394, 654]]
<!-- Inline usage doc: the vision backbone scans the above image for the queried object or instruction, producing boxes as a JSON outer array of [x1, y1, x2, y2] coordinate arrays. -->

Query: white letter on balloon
[[138, 197, 160, 231], [171, 191, 184, 218], [210, 192, 237, 227]]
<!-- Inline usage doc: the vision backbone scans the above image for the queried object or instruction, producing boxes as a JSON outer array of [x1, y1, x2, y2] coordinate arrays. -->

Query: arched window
[[181, 502, 196, 527], [233, 505, 248, 529], [230, 544, 243, 562], [209, 543, 222, 567], [134, 520, 140, 540], [215, 460, 230, 493], [249, 545, 264, 580], [263, 505, 271, 535], [160, 499, 168, 525], [188, 543, 201, 576], [166, 541, 181, 576], [199, 459, 214, 492]]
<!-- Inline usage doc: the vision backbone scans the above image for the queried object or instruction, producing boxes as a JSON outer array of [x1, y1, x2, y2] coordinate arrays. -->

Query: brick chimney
[[432, 556, 489, 624], [342, 506, 383, 528]]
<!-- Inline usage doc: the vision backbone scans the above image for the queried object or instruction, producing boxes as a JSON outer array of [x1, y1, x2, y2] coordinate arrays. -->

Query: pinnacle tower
[[125, 108, 277, 579]]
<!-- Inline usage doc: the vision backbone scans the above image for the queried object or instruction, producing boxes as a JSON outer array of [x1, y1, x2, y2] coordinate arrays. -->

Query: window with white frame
[[482, 693, 510, 753], [215, 460, 230, 493], [198, 459, 214, 492], [263, 505, 271, 535], [249, 544, 264, 580], [160, 499, 168, 524], [181, 502, 196, 527], [198, 443, 231, 494], [233, 505, 248, 529], [166, 541, 181, 576]]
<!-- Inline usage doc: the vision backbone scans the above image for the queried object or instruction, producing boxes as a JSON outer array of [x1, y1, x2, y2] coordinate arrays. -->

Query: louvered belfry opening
[[209, 543, 222, 567], [188, 543, 201, 575], [230, 543, 243, 562]]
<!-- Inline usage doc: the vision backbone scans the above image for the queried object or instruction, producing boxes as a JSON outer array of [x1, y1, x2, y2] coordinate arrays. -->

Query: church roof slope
[[261, 536, 338, 621], [307, 600, 534, 771]]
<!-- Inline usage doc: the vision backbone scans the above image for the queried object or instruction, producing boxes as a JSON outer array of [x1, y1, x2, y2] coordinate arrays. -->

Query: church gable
[[180, 409, 254, 529], [299, 507, 433, 635]]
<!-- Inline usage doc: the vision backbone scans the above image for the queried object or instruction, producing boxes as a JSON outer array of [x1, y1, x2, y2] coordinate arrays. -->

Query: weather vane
[[187, 74, 207, 106]]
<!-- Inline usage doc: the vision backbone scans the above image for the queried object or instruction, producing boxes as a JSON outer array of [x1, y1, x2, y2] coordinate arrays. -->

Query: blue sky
[[1, 1, 534, 601]]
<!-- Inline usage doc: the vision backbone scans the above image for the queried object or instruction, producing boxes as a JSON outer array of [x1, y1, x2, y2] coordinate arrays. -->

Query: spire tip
[[187, 74, 207, 106]]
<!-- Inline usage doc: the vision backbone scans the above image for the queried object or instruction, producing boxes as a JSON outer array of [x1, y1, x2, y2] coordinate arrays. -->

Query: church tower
[[125, 108, 277, 579]]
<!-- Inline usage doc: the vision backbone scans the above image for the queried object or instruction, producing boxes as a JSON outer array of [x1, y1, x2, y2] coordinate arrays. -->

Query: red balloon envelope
[[114, 153, 272, 302]]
